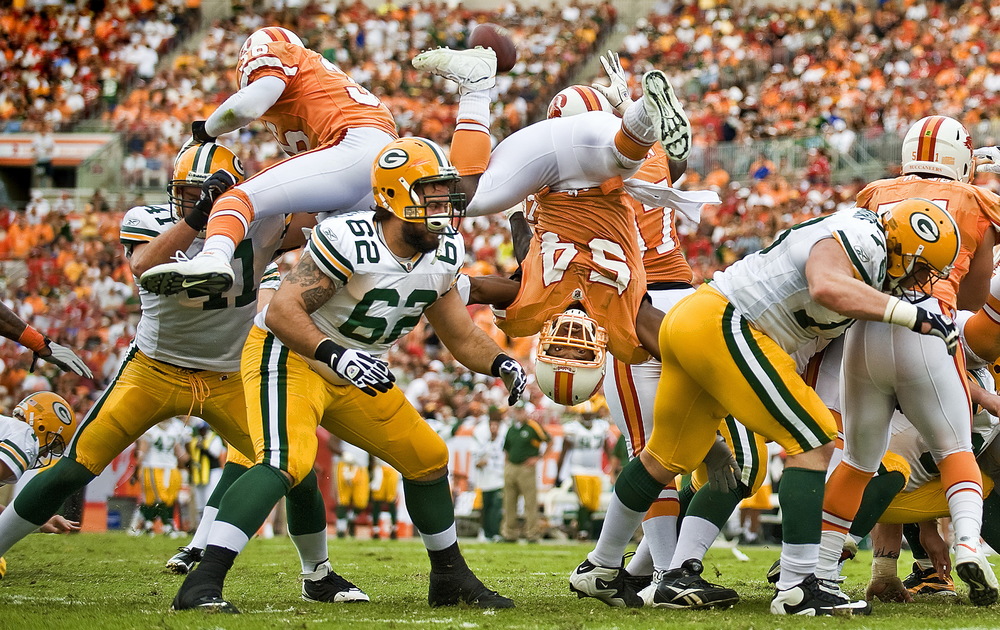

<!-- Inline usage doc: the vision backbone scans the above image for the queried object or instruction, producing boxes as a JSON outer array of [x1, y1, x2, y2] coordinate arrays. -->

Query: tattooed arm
[[263, 250, 337, 358]]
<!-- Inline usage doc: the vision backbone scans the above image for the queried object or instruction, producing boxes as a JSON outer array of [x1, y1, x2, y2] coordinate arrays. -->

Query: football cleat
[[954, 539, 999, 606], [170, 595, 240, 614], [139, 252, 235, 296], [412, 47, 497, 95], [624, 572, 653, 593], [640, 70, 691, 161], [766, 558, 781, 585], [770, 574, 872, 616], [648, 559, 739, 609], [166, 546, 203, 575], [302, 562, 370, 603], [902, 561, 957, 597], [569, 559, 643, 608], [428, 568, 514, 608]]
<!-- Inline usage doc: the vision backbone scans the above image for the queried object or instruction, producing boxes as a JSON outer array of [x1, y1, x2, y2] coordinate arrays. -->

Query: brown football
[[468, 23, 516, 72]]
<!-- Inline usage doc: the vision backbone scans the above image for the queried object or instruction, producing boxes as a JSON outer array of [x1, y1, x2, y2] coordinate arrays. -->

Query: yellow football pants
[[880, 473, 995, 524], [67, 347, 256, 475], [336, 463, 370, 511], [573, 475, 602, 512], [650, 285, 836, 474], [371, 464, 401, 503], [243, 326, 448, 486], [141, 468, 181, 506]]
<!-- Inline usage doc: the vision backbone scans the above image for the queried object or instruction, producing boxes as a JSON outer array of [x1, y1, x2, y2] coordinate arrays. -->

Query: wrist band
[[314, 338, 339, 364], [490, 353, 511, 377], [18, 326, 46, 353], [882, 296, 918, 329], [871, 556, 899, 579]]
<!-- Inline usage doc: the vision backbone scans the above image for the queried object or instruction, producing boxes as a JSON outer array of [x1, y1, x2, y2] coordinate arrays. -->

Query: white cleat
[[412, 47, 497, 94], [954, 538, 999, 607], [569, 559, 643, 607], [641, 70, 692, 161], [140, 253, 235, 296], [301, 562, 370, 603]]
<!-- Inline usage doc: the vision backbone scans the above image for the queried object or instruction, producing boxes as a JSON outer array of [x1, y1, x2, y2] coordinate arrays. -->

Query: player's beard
[[402, 221, 441, 253]]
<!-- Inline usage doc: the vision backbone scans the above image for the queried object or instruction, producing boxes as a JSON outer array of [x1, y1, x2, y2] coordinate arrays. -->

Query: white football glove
[[315, 338, 395, 396], [703, 433, 740, 494], [38, 340, 93, 378], [974, 146, 1000, 174], [592, 50, 633, 116]]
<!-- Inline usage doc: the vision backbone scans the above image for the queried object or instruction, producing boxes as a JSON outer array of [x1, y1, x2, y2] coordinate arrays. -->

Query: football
[[468, 22, 517, 72]]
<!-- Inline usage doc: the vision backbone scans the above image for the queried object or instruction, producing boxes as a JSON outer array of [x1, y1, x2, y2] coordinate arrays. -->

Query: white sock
[[642, 514, 679, 572], [290, 529, 330, 573], [457, 91, 491, 129], [777, 542, 819, 590], [589, 495, 646, 568], [201, 235, 236, 261], [947, 488, 984, 548], [816, 529, 849, 580], [622, 99, 656, 145], [207, 520, 251, 554], [626, 536, 652, 576], [670, 516, 717, 570], [0, 505, 44, 556], [419, 522, 457, 551], [189, 505, 218, 551]]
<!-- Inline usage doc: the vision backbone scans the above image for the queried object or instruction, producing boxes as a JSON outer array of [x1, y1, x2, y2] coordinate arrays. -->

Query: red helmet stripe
[[264, 27, 291, 43], [554, 370, 573, 405], [572, 86, 600, 112], [917, 116, 945, 163]]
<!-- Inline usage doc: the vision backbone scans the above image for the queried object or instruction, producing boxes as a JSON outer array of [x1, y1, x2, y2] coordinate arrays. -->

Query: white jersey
[[259, 262, 282, 291], [121, 204, 287, 371], [0, 416, 38, 485], [562, 419, 610, 476], [711, 208, 887, 354], [890, 364, 1000, 492], [141, 418, 189, 470], [474, 429, 506, 492], [257, 211, 463, 357]]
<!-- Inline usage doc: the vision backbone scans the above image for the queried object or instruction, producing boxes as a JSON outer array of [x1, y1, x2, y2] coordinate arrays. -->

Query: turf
[[0, 533, 996, 629]]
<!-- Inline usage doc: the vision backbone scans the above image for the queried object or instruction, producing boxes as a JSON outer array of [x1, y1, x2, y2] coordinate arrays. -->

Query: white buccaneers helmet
[[547, 86, 615, 119], [901, 115, 974, 183], [239, 26, 304, 58], [534, 309, 608, 406]]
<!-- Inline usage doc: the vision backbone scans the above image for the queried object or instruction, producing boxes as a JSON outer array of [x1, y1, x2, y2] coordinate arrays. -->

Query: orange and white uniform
[[493, 178, 649, 365]]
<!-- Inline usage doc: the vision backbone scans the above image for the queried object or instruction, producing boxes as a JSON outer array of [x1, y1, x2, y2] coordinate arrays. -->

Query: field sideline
[[0, 532, 996, 629]]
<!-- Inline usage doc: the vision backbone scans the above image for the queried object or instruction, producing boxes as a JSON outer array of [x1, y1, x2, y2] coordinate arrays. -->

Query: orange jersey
[[498, 182, 649, 364], [856, 175, 1000, 309], [629, 145, 694, 284], [237, 41, 396, 154]]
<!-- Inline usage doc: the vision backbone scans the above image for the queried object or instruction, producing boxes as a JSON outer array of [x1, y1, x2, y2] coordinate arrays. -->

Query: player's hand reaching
[[492, 354, 526, 406], [703, 432, 740, 493], [33, 339, 93, 378], [592, 50, 632, 116], [315, 338, 395, 396], [39, 515, 80, 534], [913, 308, 959, 355], [191, 120, 217, 144], [865, 576, 913, 603], [973, 146, 1000, 174]]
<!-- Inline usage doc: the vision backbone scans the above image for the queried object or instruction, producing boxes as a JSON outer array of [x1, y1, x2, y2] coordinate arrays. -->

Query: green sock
[[217, 464, 290, 539], [613, 458, 665, 512], [140, 504, 158, 522], [403, 475, 454, 535], [286, 470, 327, 536], [206, 462, 248, 510], [685, 485, 743, 529], [849, 472, 906, 539], [159, 502, 175, 526], [677, 482, 696, 519], [779, 467, 825, 545], [12, 458, 95, 525], [578, 507, 592, 534]]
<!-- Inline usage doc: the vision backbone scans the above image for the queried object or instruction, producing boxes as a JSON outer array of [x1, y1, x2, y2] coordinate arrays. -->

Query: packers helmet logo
[[378, 148, 409, 169], [52, 401, 73, 426], [910, 212, 940, 243], [233, 156, 245, 177]]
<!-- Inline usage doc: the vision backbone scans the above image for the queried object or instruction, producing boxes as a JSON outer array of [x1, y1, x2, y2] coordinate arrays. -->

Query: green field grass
[[1, 532, 997, 629]]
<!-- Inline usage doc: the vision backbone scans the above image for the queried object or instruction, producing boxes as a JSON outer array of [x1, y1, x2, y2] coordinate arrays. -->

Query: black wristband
[[183, 198, 211, 231], [490, 353, 512, 377], [314, 338, 342, 364], [191, 120, 216, 144]]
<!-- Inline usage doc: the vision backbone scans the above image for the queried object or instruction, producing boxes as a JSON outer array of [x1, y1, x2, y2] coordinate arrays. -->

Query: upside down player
[[171, 138, 527, 612], [0, 142, 367, 604], [819, 118, 1000, 607], [0, 393, 82, 579], [139, 26, 397, 297]]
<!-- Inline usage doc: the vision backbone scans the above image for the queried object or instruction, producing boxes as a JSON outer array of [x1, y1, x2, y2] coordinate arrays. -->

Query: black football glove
[[315, 338, 395, 396], [492, 354, 527, 406], [913, 307, 959, 356], [191, 120, 217, 144], [184, 169, 239, 232]]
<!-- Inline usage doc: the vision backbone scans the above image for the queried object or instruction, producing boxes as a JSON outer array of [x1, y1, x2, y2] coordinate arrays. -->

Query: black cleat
[[649, 559, 739, 609], [902, 562, 957, 597], [166, 546, 203, 575], [172, 570, 238, 613], [770, 574, 871, 616], [302, 563, 370, 603], [429, 569, 514, 608], [624, 573, 653, 593], [569, 559, 643, 608]]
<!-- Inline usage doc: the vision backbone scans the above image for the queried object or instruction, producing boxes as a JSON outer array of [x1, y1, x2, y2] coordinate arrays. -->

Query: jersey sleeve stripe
[[307, 238, 350, 283], [239, 56, 298, 89], [0, 440, 30, 471], [0, 449, 25, 478], [312, 229, 354, 278], [120, 226, 160, 240], [833, 230, 872, 286]]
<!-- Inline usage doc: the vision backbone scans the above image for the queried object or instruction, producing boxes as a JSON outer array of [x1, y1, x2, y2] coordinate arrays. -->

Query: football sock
[[286, 471, 329, 572], [939, 451, 984, 548], [777, 467, 824, 590], [202, 191, 254, 259], [849, 471, 906, 539], [818, 462, 873, 579], [590, 459, 664, 568], [205, 463, 248, 510], [160, 502, 176, 528], [626, 536, 653, 576], [209, 464, 289, 552], [9, 458, 94, 526], [427, 541, 469, 574], [677, 480, 695, 517], [0, 506, 44, 557], [190, 506, 218, 551], [451, 91, 491, 176], [194, 545, 237, 583], [403, 475, 457, 550], [201, 235, 236, 262], [670, 516, 719, 570], [641, 485, 681, 571]]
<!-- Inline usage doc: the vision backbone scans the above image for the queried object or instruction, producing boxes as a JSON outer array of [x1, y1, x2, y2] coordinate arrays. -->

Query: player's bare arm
[[128, 223, 202, 277], [424, 287, 510, 375], [276, 213, 319, 252], [957, 226, 997, 311], [466, 274, 520, 307], [264, 251, 333, 358], [805, 238, 895, 320]]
